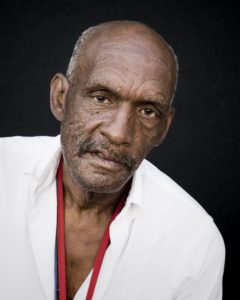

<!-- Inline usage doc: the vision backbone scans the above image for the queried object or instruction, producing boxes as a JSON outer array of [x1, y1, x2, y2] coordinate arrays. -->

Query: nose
[[100, 103, 133, 145]]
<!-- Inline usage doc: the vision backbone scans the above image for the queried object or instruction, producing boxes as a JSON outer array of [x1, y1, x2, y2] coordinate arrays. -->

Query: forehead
[[82, 70, 168, 103], [78, 37, 173, 102]]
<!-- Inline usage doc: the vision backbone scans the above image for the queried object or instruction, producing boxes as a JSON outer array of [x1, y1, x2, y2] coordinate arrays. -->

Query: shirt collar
[[24, 135, 62, 190]]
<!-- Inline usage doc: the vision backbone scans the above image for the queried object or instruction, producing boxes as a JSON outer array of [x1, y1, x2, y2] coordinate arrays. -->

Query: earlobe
[[50, 73, 70, 121]]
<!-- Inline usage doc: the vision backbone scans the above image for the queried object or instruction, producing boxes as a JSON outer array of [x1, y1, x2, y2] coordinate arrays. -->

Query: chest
[[64, 216, 108, 299]]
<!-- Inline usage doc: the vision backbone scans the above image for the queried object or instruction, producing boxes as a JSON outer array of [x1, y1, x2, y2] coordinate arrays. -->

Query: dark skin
[[50, 22, 176, 299]]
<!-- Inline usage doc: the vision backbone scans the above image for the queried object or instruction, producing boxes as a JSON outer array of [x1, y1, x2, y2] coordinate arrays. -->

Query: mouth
[[91, 149, 122, 164], [76, 140, 136, 171], [87, 150, 125, 172]]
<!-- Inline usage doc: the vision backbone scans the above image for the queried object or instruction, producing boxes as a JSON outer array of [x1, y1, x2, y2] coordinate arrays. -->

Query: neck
[[62, 161, 128, 217]]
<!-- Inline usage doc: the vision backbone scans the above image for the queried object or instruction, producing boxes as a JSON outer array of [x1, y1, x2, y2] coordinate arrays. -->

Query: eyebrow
[[82, 81, 169, 107], [82, 82, 122, 99]]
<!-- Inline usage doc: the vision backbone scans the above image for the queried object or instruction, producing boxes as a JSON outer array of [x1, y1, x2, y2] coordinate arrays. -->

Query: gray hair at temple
[[66, 20, 179, 104]]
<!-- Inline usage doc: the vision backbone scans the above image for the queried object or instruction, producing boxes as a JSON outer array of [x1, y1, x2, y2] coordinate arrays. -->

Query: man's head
[[50, 20, 178, 193]]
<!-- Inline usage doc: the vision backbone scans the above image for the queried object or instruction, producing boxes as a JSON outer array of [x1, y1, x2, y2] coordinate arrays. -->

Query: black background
[[0, 0, 239, 298]]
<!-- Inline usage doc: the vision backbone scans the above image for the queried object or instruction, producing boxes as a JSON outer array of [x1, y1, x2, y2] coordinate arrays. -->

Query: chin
[[73, 172, 131, 194]]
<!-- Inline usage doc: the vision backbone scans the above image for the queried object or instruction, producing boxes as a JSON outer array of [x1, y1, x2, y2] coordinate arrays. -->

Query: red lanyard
[[56, 157, 127, 300], [56, 157, 66, 300]]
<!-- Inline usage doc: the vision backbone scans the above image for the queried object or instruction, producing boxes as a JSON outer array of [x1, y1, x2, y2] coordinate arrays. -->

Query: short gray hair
[[66, 26, 97, 81]]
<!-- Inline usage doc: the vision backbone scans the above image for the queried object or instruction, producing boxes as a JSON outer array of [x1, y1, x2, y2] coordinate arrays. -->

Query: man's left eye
[[140, 107, 158, 117], [92, 96, 109, 103]]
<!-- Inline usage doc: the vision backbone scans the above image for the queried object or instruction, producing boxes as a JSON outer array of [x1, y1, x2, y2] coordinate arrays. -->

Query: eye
[[140, 107, 158, 118], [92, 96, 110, 104]]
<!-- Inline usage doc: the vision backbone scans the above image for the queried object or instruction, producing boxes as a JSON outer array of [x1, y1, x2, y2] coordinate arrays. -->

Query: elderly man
[[0, 21, 224, 300]]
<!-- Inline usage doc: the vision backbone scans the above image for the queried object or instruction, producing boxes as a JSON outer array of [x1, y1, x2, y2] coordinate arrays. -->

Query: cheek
[[149, 119, 169, 146], [60, 117, 86, 160], [130, 135, 155, 164], [61, 109, 95, 138], [64, 105, 106, 136], [136, 124, 165, 150]]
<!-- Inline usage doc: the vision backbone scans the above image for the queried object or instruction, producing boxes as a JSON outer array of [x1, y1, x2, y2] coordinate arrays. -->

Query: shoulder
[[0, 135, 60, 172], [134, 160, 224, 244], [133, 160, 225, 282], [138, 159, 209, 218], [0, 135, 60, 154]]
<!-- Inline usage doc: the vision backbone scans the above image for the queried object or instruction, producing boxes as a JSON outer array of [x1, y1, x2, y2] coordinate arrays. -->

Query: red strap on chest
[[56, 157, 127, 300], [57, 157, 66, 300]]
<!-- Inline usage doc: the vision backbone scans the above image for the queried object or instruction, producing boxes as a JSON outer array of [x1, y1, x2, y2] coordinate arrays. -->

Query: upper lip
[[89, 149, 122, 164]]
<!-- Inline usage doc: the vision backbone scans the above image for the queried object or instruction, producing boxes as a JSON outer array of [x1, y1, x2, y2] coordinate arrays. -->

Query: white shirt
[[0, 136, 225, 300]]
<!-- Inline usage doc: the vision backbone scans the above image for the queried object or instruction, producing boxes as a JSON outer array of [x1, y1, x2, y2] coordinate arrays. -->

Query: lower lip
[[87, 152, 124, 171]]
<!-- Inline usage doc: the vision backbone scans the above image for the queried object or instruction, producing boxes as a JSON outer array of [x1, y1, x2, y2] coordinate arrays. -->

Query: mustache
[[77, 140, 136, 171]]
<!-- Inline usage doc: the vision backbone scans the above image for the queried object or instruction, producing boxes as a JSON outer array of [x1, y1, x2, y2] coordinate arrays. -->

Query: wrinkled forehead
[[74, 29, 176, 102], [91, 46, 170, 88], [82, 26, 174, 69]]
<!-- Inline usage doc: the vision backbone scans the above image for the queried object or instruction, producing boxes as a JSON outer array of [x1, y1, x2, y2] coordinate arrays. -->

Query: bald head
[[66, 21, 178, 103]]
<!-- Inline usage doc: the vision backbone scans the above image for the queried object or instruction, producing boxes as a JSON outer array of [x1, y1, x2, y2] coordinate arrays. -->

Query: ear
[[50, 73, 70, 121], [155, 107, 175, 146]]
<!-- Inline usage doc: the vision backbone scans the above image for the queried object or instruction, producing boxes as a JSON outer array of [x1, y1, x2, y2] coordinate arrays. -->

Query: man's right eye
[[92, 96, 109, 103]]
